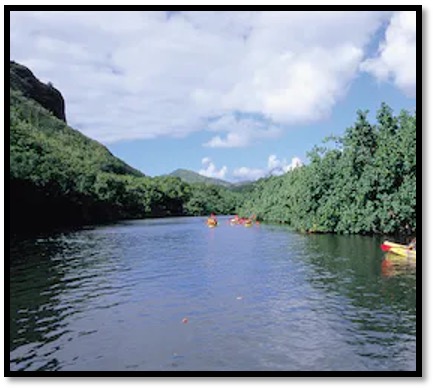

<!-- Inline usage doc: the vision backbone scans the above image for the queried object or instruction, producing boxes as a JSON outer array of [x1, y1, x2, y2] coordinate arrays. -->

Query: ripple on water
[[10, 218, 416, 371]]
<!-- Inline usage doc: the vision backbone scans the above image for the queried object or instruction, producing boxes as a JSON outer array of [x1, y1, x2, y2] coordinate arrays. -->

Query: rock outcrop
[[10, 61, 66, 122]]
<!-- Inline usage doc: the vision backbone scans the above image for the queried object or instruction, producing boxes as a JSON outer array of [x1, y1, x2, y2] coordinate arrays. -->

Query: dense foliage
[[237, 104, 416, 236], [10, 88, 238, 235]]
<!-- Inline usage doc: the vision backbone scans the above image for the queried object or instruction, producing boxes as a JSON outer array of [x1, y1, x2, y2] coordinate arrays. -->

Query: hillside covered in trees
[[9, 62, 240, 235], [237, 105, 416, 236], [168, 169, 232, 187]]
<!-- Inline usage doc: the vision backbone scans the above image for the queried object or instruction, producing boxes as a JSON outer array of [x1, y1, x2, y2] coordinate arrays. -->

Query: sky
[[9, 10, 416, 182]]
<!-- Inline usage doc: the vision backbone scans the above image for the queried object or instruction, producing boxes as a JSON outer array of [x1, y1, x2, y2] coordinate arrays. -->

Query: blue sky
[[10, 10, 416, 182]]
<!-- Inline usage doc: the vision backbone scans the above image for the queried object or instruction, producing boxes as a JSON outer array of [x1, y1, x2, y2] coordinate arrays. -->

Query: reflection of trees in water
[[9, 230, 101, 371], [301, 234, 416, 339]]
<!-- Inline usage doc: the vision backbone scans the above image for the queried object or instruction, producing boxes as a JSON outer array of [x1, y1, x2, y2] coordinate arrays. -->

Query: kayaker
[[207, 213, 217, 226], [407, 238, 416, 250]]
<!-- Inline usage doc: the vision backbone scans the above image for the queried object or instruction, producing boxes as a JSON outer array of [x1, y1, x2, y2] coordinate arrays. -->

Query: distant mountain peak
[[168, 169, 232, 187]]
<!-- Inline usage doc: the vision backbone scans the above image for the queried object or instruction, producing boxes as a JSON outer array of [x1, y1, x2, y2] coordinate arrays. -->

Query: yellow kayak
[[383, 241, 407, 249], [244, 222, 252, 227], [382, 241, 416, 260], [389, 246, 416, 260]]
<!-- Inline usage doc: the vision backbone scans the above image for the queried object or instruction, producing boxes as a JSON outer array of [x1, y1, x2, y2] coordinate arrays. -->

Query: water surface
[[10, 217, 416, 371]]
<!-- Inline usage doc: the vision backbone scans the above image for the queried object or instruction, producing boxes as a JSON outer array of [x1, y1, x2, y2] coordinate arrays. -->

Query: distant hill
[[168, 169, 258, 192], [230, 180, 257, 193], [168, 169, 232, 187]]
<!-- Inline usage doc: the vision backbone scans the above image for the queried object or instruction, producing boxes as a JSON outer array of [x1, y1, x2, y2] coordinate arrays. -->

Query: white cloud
[[10, 11, 390, 144], [266, 154, 302, 174], [233, 167, 266, 181], [267, 154, 282, 170], [233, 154, 303, 181], [199, 157, 228, 179], [204, 133, 248, 148], [290, 157, 303, 170], [361, 11, 416, 97], [203, 114, 281, 148]]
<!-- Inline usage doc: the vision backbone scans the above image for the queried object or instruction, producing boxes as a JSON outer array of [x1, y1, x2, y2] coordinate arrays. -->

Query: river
[[9, 216, 416, 371]]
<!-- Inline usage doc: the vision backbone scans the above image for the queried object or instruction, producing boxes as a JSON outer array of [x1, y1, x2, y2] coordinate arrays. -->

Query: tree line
[[237, 103, 416, 236]]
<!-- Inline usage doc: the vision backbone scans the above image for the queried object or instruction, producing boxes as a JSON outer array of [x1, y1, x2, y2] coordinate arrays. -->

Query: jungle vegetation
[[237, 104, 416, 236]]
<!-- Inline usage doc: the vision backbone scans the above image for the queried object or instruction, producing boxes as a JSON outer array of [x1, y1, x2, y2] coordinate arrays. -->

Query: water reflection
[[381, 254, 416, 279], [10, 219, 416, 371], [10, 230, 116, 371], [10, 235, 71, 370], [300, 234, 416, 370]]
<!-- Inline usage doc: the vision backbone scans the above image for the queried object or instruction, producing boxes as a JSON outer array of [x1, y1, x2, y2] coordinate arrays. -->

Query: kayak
[[385, 252, 417, 265], [389, 246, 416, 260], [244, 222, 253, 227], [207, 220, 218, 227], [383, 241, 407, 249], [382, 241, 416, 260]]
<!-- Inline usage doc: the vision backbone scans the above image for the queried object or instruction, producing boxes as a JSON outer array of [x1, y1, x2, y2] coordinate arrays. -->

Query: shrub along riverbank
[[237, 104, 416, 236]]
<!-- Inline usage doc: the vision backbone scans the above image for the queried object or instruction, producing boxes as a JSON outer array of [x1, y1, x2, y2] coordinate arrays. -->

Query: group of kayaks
[[229, 215, 257, 227], [381, 240, 416, 261], [205, 216, 417, 263], [205, 214, 258, 228]]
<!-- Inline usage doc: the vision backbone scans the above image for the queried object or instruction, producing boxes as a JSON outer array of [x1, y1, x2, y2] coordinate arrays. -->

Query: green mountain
[[10, 61, 240, 235], [168, 169, 232, 187], [10, 62, 150, 234]]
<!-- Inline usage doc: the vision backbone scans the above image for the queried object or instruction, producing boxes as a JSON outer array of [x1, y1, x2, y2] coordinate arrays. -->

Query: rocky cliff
[[10, 61, 66, 122]]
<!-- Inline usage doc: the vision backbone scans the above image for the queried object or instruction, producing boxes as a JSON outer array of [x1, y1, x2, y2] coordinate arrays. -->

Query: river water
[[9, 216, 416, 372]]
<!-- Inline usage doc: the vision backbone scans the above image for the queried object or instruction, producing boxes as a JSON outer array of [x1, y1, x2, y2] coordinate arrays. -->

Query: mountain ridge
[[167, 169, 232, 187]]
